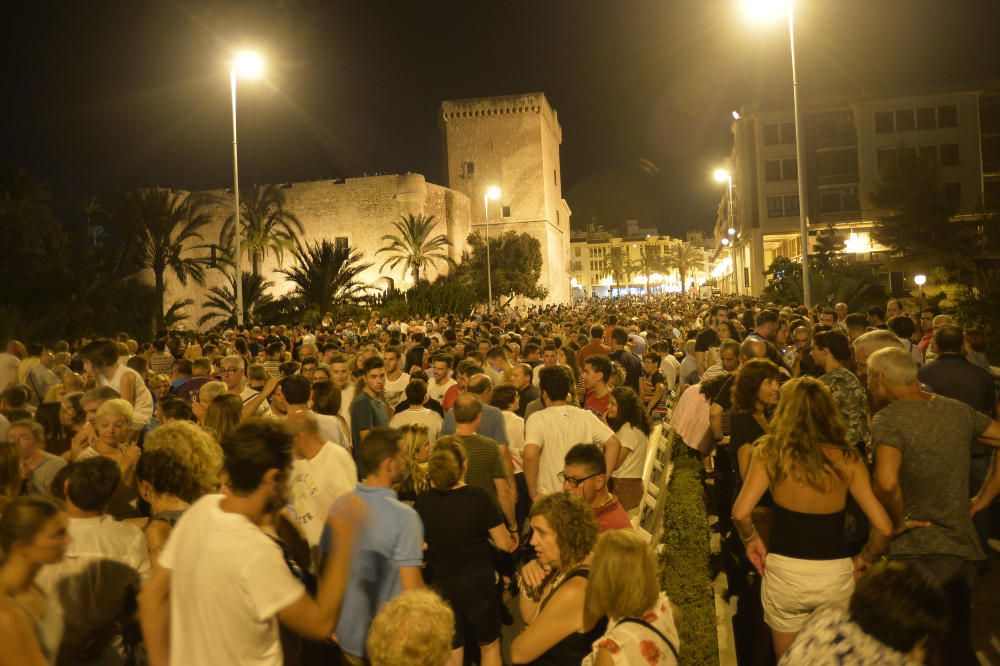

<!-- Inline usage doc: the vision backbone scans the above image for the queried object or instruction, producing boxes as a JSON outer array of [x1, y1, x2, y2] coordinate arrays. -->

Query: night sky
[[4, 0, 1000, 237]]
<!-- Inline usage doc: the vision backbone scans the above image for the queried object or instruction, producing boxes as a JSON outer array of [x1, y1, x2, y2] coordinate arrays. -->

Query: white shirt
[[0, 352, 20, 390], [524, 405, 616, 495], [501, 410, 526, 473], [37, 515, 151, 660], [240, 386, 272, 418], [338, 383, 356, 432], [99, 364, 154, 426], [389, 407, 443, 444], [382, 372, 410, 409], [659, 354, 680, 390], [426, 377, 456, 403], [289, 442, 358, 549], [612, 423, 649, 479], [159, 495, 305, 666]]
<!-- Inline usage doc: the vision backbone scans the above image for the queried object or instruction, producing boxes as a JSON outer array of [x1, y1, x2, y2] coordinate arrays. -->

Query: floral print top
[[820, 367, 871, 447], [582, 592, 679, 666], [779, 606, 920, 665]]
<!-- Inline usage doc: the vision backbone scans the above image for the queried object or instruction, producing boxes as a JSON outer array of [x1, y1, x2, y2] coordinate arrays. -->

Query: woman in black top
[[415, 439, 514, 666], [729, 359, 782, 482], [511, 493, 607, 665]]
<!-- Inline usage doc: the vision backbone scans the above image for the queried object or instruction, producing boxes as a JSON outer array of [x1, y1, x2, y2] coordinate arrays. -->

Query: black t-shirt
[[695, 327, 719, 353], [610, 349, 642, 393], [730, 411, 765, 451], [415, 485, 504, 577], [710, 375, 736, 413]]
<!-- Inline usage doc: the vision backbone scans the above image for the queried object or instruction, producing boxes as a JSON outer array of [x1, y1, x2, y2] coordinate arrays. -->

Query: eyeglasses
[[558, 471, 600, 488], [220, 367, 241, 375]]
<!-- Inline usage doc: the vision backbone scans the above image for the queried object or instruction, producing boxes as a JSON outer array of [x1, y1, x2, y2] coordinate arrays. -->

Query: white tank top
[[100, 364, 154, 426]]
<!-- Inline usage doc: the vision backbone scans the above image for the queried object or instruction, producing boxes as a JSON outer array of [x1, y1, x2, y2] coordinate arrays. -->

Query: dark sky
[[4, 0, 1000, 237]]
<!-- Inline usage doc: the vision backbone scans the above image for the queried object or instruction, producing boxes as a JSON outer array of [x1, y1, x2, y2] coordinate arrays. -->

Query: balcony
[[815, 134, 857, 150], [818, 173, 860, 186]]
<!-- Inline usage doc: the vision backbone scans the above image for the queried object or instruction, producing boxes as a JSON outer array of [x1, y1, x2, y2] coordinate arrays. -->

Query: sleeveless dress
[[528, 567, 608, 665]]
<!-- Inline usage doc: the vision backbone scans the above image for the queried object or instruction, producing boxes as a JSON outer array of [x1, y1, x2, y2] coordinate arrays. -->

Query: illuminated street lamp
[[742, 0, 812, 307], [914, 273, 927, 310], [230, 49, 265, 326], [714, 167, 737, 237], [484, 186, 501, 311]]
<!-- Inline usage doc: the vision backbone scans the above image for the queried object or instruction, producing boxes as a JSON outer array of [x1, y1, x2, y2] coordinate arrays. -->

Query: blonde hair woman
[[203, 394, 243, 443], [82, 399, 140, 471], [367, 589, 455, 666], [732, 377, 895, 658], [143, 420, 224, 499], [394, 423, 432, 503], [583, 530, 680, 665]]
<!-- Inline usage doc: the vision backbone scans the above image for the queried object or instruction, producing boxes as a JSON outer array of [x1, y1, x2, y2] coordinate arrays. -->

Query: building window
[[766, 196, 784, 218], [875, 111, 894, 134], [763, 124, 781, 145], [819, 187, 859, 213], [916, 107, 936, 130], [461, 161, 475, 177], [556, 210, 561, 225], [939, 143, 960, 166], [783, 195, 800, 216], [938, 105, 958, 127], [765, 159, 782, 182], [781, 121, 795, 144], [944, 182, 961, 208], [877, 148, 896, 172], [782, 158, 798, 180], [895, 109, 916, 132], [335, 237, 349, 251], [917, 145, 938, 164], [554, 169, 558, 185], [501, 205, 511, 218], [817, 148, 858, 177], [574, 247, 581, 257]]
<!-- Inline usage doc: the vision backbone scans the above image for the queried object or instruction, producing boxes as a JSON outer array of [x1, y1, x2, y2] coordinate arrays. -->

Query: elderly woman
[[732, 377, 894, 658], [143, 420, 224, 499], [511, 493, 606, 665], [79, 339, 154, 429], [583, 529, 680, 665], [8, 420, 67, 496], [191, 380, 228, 425]]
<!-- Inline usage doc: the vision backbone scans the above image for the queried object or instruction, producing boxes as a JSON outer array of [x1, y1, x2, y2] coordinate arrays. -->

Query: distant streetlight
[[721, 237, 730, 246], [741, 0, 811, 307], [230, 49, 265, 326], [732, 110, 742, 120], [914, 273, 927, 310], [484, 186, 501, 311], [714, 167, 737, 247]]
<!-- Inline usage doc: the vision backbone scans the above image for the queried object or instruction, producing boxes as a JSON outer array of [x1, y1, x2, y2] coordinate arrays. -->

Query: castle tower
[[440, 93, 572, 304]]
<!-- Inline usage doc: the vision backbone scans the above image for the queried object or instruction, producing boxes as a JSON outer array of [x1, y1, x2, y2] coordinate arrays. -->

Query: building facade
[[712, 82, 1000, 295], [164, 174, 472, 327], [440, 93, 573, 304]]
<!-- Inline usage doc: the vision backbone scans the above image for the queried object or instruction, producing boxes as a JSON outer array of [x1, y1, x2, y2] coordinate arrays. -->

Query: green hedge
[[658, 440, 719, 666]]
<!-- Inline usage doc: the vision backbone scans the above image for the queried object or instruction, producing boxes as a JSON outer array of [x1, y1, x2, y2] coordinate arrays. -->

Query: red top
[[594, 495, 632, 533]]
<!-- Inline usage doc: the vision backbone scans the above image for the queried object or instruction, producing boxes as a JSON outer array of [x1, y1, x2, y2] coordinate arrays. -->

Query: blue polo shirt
[[319, 484, 423, 658], [440, 402, 509, 445]]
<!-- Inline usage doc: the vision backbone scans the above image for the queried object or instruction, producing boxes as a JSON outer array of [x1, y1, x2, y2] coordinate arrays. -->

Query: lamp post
[[230, 50, 264, 327], [743, 0, 811, 307], [713, 168, 736, 236], [483, 186, 501, 311], [914, 273, 927, 311]]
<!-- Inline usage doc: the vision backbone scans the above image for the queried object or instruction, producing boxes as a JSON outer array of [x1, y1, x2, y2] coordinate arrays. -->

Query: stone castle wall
[[165, 173, 471, 328]]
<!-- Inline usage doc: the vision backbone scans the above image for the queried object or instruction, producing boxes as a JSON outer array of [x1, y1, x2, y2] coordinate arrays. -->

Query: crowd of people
[[0, 292, 996, 665]]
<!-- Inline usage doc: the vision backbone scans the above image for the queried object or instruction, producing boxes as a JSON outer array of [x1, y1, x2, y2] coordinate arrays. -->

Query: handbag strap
[[616, 617, 679, 661]]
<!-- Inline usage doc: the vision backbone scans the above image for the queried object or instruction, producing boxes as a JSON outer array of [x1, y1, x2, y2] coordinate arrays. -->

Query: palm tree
[[0, 167, 63, 257], [114, 188, 213, 333], [636, 243, 665, 298], [200, 271, 275, 328], [376, 214, 453, 285], [604, 246, 637, 297], [279, 240, 373, 321], [663, 240, 705, 293], [220, 184, 304, 276]]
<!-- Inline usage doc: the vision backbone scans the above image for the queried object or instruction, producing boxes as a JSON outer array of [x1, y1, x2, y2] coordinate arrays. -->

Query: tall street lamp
[[483, 186, 501, 311], [914, 273, 927, 310], [713, 168, 736, 236], [230, 50, 264, 326], [743, 0, 812, 307]]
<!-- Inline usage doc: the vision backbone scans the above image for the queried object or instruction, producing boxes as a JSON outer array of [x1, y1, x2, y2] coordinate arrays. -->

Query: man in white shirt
[[523, 366, 620, 501], [426, 353, 457, 405], [328, 354, 356, 432], [381, 346, 410, 410], [139, 419, 364, 666], [38, 457, 151, 665], [389, 379, 443, 444], [286, 413, 357, 560], [220, 355, 271, 418]]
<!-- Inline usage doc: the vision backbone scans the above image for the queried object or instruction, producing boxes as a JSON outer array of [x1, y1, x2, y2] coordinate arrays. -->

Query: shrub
[[659, 439, 718, 665]]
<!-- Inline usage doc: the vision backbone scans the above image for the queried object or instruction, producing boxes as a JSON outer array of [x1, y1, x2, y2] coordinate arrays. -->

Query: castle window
[[461, 161, 475, 178], [554, 169, 558, 185], [556, 210, 561, 225], [502, 205, 511, 218]]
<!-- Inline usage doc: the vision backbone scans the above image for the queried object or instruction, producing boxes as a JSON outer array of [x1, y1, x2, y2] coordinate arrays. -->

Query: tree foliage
[[870, 145, 974, 276], [376, 214, 453, 284], [278, 240, 372, 324], [199, 271, 275, 328], [763, 256, 886, 312], [458, 231, 547, 306], [662, 240, 705, 290], [220, 184, 304, 276], [955, 268, 1000, 363]]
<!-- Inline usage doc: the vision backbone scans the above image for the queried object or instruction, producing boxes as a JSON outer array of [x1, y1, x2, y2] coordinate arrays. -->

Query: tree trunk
[[154, 270, 165, 337], [412, 266, 420, 285]]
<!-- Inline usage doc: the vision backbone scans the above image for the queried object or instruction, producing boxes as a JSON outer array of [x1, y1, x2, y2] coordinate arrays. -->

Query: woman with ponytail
[[415, 437, 516, 666]]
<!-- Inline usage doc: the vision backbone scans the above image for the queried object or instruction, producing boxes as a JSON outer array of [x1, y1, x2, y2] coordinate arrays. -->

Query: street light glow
[[728, 227, 736, 235], [732, 110, 741, 120], [743, 0, 788, 22], [486, 185, 501, 200], [913, 274, 927, 286], [713, 168, 730, 183], [233, 50, 265, 78], [721, 237, 730, 246]]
